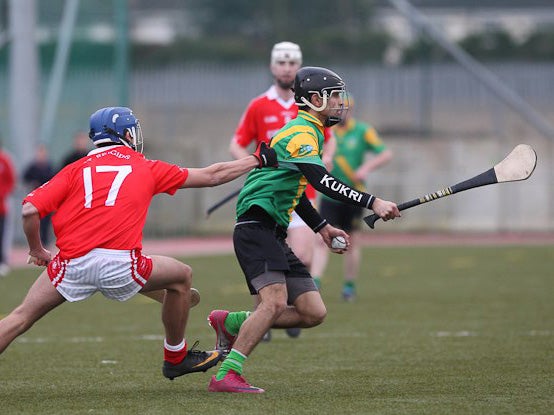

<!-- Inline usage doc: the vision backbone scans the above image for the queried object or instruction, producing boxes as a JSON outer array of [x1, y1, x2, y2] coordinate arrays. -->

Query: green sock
[[344, 281, 355, 290], [313, 277, 321, 290], [215, 349, 247, 380], [224, 311, 250, 336]]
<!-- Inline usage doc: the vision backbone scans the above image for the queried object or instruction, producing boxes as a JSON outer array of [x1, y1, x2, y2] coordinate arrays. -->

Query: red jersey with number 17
[[23, 145, 188, 259]]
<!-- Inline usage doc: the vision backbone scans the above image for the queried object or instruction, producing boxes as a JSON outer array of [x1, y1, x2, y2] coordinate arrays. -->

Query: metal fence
[[1, 61, 553, 239]]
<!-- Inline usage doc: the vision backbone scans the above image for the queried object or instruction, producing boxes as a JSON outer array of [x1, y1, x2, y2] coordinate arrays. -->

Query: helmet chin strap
[[300, 91, 328, 112], [324, 115, 341, 127], [104, 127, 136, 150], [300, 91, 343, 126]]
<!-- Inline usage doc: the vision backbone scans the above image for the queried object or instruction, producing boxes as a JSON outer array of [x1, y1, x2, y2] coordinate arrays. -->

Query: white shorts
[[288, 211, 309, 230], [47, 248, 153, 302]]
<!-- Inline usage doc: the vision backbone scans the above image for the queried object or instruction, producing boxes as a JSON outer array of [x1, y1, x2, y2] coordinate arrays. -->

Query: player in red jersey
[[230, 41, 334, 340], [0, 142, 16, 276], [0, 107, 277, 381]]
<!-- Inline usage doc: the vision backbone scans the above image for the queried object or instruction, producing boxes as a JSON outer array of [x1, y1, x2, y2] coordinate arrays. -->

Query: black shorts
[[233, 207, 316, 304], [319, 198, 363, 233]]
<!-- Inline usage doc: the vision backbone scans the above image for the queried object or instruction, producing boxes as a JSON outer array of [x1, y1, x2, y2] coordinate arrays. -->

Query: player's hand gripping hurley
[[364, 144, 537, 229]]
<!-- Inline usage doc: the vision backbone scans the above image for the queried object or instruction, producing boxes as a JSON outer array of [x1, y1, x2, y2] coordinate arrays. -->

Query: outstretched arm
[[355, 149, 393, 181], [182, 142, 277, 188], [183, 156, 257, 188], [321, 134, 336, 170]]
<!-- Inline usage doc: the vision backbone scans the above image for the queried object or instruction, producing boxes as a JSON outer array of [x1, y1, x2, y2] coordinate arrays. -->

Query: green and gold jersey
[[236, 110, 326, 227], [326, 118, 385, 196]]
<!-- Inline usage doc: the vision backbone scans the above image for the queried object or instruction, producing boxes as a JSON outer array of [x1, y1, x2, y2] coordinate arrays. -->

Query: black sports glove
[[252, 142, 278, 168]]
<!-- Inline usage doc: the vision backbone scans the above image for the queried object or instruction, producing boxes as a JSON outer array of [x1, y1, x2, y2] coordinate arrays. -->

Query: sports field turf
[[0, 245, 552, 414]]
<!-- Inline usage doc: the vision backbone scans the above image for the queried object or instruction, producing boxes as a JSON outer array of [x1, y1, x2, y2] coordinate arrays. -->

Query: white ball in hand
[[331, 236, 347, 249]]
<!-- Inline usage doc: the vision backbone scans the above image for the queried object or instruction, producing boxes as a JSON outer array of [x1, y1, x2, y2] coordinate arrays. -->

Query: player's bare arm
[[321, 134, 336, 170], [370, 198, 400, 222], [183, 157, 258, 188], [182, 142, 277, 188], [21, 201, 51, 265], [355, 148, 393, 181]]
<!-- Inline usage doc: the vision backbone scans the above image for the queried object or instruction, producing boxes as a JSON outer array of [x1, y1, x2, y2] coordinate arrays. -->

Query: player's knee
[[183, 263, 192, 285], [259, 298, 287, 317], [257, 283, 288, 316], [270, 301, 288, 317], [170, 263, 192, 293], [303, 305, 327, 327]]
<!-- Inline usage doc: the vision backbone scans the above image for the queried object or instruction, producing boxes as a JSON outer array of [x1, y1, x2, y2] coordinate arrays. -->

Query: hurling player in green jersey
[[311, 94, 393, 301], [207, 67, 400, 393]]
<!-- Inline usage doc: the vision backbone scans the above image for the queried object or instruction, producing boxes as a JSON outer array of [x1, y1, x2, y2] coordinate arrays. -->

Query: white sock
[[164, 338, 185, 351]]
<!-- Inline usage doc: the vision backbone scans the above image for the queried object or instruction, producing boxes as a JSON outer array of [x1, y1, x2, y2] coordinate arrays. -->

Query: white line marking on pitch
[[138, 334, 164, 341], [69, 336, 104, 343], [434, 331, 477, 337], [527, 330, 552, 336], [14, 330, 552, 345]]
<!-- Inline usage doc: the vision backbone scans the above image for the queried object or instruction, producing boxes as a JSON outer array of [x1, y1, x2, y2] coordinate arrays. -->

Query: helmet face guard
[[293, 66, 349, 127], [132, 123, 143, 153], [299, 89, 349, 127], [89, 107, 143, 153], [121, 120, 143, 153]]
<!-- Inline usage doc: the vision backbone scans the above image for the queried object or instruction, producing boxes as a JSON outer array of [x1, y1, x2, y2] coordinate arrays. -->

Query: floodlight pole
[[114, 0, 129, 107], [387, 0, 554, 140], [8, 0, 39, 170], [40, 0, 80, 145]]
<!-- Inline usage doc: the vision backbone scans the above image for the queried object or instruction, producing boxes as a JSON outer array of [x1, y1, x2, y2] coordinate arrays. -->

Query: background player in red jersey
[[0, 107, 277, 382], [229, 41, 333, 340], [0, 140, 16, 276]]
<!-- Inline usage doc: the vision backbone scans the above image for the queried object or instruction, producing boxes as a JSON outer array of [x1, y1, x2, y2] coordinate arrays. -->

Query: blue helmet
[[88, 107, 143, 152]]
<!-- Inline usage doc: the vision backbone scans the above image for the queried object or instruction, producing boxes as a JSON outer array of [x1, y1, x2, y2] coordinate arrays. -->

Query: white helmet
[[271, 41, 302, 65]]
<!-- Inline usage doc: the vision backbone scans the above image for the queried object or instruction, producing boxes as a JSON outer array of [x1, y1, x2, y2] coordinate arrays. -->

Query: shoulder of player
[[0, 151, 13, 163], [80, 147, 164, 172], [244, 93, 276, 113], [352, 119, 375, 132], [273, 120, 317, 142]]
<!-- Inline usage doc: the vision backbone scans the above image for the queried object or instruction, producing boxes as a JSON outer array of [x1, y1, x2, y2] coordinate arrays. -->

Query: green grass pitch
[[0, 245, 552, 414]]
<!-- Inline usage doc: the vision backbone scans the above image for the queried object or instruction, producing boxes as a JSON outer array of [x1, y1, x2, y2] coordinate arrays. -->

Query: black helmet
[[293, 66, 347, 127]]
